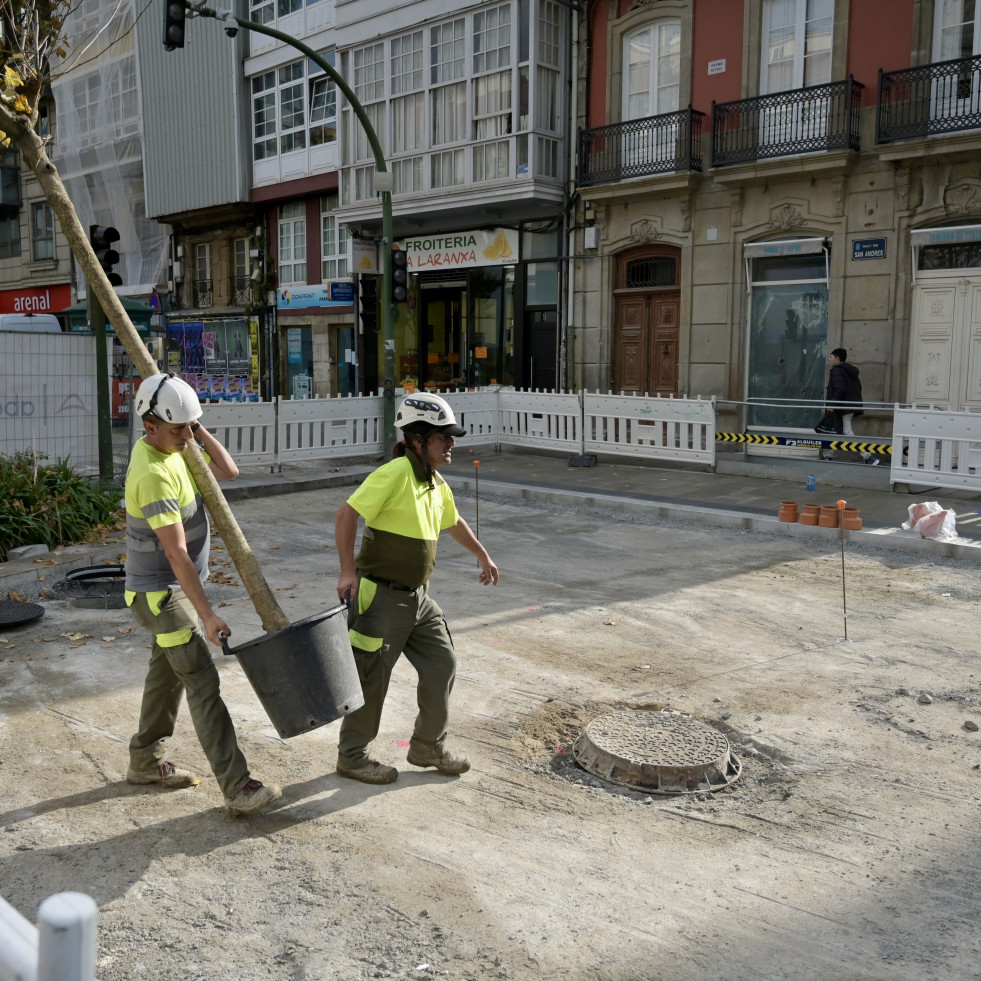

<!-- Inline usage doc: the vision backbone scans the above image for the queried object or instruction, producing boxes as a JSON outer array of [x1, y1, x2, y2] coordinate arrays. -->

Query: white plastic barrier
[[278, 394, 384, 463], [495, 390, 581, 452], [0, 892, 97, 981], [891, 406, 981, 492], [204, 399, 276, 468], [583, 392, 716, 465], [442, 389, 500, 448]]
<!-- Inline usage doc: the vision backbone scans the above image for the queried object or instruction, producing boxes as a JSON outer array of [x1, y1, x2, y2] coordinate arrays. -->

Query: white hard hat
[[395, 393, 465, 437], [134, 374, 202, 424]]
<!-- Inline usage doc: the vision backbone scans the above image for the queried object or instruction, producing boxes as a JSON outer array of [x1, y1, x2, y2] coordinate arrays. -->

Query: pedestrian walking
[[820, 348, 879, 465], [334, 393, 499, 784], [124, 374, 281, 816]]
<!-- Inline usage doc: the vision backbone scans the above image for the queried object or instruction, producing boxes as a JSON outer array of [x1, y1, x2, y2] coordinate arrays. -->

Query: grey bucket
[[222, 604, 364, 739]]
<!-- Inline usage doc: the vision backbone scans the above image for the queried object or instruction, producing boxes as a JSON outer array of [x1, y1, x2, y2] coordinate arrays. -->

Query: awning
[[909, 224, 981, 285], [743, 238, 827, 258], [62, 297, 158, 337]]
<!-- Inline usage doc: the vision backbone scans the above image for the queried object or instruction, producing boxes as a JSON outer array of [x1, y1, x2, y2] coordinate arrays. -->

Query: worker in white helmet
[[333, 393, 499, 785], [124, 374, 281, 816]]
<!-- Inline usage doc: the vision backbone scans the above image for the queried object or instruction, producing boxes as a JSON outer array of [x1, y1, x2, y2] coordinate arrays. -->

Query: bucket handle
[[219, 602, 348, 657]]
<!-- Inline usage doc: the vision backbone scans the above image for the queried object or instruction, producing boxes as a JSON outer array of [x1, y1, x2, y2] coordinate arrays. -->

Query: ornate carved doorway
[[612, 246, 680, 396]]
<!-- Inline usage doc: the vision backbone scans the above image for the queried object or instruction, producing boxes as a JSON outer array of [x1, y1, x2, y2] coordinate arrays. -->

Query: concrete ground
[[1, 448, 980, 980]]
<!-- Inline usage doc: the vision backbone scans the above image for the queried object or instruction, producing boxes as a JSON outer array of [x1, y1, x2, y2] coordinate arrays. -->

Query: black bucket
[[222, 604, 364, 739]]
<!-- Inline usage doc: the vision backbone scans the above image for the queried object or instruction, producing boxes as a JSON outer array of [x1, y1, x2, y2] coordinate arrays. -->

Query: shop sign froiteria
[[400, 228, 520, 270]]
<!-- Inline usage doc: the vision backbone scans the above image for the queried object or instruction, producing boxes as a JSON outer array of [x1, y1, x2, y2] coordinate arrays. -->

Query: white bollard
[[36, 894, 97, 981], [0, 893, 38, 981]]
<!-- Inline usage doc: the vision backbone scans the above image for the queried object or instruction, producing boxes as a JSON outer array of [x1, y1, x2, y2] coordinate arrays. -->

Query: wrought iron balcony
[[231, 275, 253, 306], [877, 53, 981, 143], [193, 279, 213, 308], [712, 76, 863, 168], [577, 107, 703, 187]]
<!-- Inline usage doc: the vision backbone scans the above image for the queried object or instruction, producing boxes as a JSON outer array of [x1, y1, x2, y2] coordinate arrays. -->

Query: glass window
[[195, 242, 212, 281], [321, 196, 349, 280], [279, 62, 306, 154], [747, 252, 829, 427], [538, 1, 561, 67], [0, 213, 20, 259], [353, 43, 385, 102], [761, 0, 832, 93], [251, 0, 274, 24], [623, 20, 680, 120], [431, 149, 465, 188], [234, 237, 249, 279], [31, 202, 53, 261], [934, 0, 981, 60], [392, 31, 424, 95], [474, 5, 511, 74], [252, 71, 277, 160], [310, 52, 336, 146], [393, 92, 426, 153], [430, 19, 466, 85], [474, 71, 512, 139], [278, 201, 306, 284], [432, 82, 467, 144]]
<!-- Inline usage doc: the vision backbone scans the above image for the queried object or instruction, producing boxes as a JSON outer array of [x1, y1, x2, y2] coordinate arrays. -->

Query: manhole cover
[[572, 710, 741, 795], [0, 600, 45, 628], [53, 565, 127, 610]]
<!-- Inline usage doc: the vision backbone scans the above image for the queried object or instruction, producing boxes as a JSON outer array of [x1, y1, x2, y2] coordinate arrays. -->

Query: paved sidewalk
[[226, 445, 981, 561]]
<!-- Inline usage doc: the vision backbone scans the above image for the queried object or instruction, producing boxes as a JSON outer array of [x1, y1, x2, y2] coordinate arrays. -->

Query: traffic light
[[90, 225, 122, 287], [163, 0, 186, 50], [391, 247, 408, 304], [359, 276, 378, 332]]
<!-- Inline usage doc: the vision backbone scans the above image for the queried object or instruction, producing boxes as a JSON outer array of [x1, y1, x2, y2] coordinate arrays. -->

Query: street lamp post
[[178, 2, 398, 447]]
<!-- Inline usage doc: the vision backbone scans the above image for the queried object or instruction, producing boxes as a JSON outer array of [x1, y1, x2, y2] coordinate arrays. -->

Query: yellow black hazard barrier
[[716, 432, 892, 455]]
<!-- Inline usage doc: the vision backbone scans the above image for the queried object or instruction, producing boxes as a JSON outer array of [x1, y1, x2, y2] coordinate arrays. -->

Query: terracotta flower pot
[[778, 501, 799, 522], [841, 508, 862, 531], [818, 506, 840, 528], [798, 504, 820, 526]]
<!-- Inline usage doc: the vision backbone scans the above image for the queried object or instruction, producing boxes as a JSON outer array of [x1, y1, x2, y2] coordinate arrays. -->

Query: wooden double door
[[613, 291, 679, 397]]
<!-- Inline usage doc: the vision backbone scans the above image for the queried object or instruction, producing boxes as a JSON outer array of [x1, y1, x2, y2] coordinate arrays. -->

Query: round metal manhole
[[0, 600, 45, 628], [53, 565, 127, 610], [572, 710, 741, 795]]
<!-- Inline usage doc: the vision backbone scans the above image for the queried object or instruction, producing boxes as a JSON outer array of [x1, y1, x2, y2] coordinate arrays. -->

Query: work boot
[[406, 748, 471, 775], [127, 760, 199, 788], [336, 759, 398, 784], [225, 779, 282, 816]]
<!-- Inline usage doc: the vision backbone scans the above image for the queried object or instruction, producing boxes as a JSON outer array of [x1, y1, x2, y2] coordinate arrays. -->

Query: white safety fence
[[891, 407, 981, 493], [1, 891, 97, 981], [189, 390, 719, 470]]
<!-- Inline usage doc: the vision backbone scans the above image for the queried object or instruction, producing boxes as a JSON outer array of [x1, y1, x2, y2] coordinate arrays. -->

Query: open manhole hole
[[572, 710, 741, 795], [53, 565, 127, 610], [0, 600, 45, 628]]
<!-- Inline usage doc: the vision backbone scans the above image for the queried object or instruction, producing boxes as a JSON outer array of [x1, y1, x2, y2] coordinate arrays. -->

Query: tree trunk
[[4, 111, 291, 634]]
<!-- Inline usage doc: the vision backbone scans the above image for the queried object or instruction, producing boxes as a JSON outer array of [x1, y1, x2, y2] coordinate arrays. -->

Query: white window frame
[[320, 196, 349, 281], [622, 19, 681, 121], [278, 201, 306, 285], [760, 0, 833, 94], [31, 202, 53, 261]]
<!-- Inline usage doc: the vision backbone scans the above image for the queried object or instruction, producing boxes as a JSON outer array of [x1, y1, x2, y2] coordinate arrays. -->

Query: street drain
[[53, 565, 127, 610], [0, 600, 45, 628], [572, 710, 741, 795]]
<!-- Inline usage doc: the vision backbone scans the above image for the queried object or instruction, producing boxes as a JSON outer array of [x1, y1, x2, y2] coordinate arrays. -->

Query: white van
[[0, 313, 62, 332]]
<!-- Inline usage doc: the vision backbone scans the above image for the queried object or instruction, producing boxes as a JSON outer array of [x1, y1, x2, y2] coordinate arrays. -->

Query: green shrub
[[0, 450, 122, 563]]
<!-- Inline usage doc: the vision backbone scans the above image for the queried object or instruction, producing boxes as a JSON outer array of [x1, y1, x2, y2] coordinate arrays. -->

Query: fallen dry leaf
[[7, 590, 27, 603], [102, 636, 116, 642], [117, 627, 133, 634], [33, 558, 55, 565], [68, 642, 85, 649], [603, 620, 619, 626]]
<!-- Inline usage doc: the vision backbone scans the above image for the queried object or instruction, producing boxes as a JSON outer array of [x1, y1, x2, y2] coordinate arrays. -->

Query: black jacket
[[826, 361, 863, 416]]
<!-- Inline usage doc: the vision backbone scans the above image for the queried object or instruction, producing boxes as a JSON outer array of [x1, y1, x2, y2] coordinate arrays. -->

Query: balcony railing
[[712, 76, 863, 168], [577, 107, 703, 187], [877, 53, 981, 144], [193, 279, 213, 308], [231, 275, 253, 306]]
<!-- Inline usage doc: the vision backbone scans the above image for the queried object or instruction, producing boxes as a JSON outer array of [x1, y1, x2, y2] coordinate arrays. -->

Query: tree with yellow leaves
[[0, 0, 290, 633]]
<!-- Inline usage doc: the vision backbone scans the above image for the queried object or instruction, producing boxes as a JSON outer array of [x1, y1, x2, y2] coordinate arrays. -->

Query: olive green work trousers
[[337, 577, 456, 769], [128, 588, 250, 799]]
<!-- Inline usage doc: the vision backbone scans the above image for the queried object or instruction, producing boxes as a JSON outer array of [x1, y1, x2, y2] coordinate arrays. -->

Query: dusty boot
[[127, 761, 200, 788], [225, 779, 282, 816], [406, 748, 471, 775], [336, 759, 398, 784]]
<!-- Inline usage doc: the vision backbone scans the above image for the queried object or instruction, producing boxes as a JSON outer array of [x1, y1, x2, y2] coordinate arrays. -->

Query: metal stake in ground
[[473, 460, 480, 539], [837, 498, 848, 641]]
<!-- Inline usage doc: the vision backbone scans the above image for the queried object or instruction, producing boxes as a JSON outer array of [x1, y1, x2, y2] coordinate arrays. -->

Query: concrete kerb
[[448, 474, 981, 563]]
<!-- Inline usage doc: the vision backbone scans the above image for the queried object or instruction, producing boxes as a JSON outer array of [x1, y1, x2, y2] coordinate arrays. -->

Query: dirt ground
[[1, 485, 980, 981]]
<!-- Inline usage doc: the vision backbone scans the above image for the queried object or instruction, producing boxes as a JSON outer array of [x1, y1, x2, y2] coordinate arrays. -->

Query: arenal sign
[[400, 228, 520, 270], [0, 283, 71, 314]]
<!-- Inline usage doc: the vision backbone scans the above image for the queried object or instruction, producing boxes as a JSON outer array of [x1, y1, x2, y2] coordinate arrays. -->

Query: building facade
[[574, 0, 981, 436]]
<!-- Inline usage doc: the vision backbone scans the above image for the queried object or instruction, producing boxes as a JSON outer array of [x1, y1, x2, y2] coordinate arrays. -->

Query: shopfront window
[[286, 325, 314, 398], [747, 250, 828, 427]]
